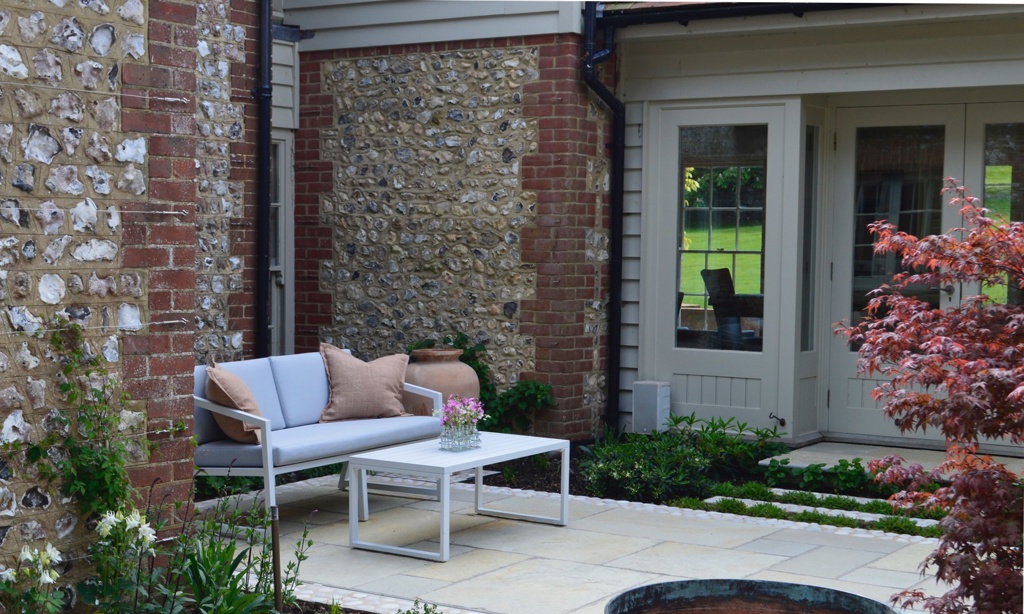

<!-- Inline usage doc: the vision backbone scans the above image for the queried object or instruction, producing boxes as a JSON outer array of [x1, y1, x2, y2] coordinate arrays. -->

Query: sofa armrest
[[401, 383, 442, 414]]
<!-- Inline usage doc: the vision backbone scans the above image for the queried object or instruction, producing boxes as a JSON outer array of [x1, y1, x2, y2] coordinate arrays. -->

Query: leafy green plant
[[762, 458, 791, 487], [1, 322, 139, 518], [792, 510, 861, 528], [0, 543, 66, 614], [797, 463, 827, 492], [712, 498, 748, 514], [746, 502, 789, 519], [776, 490, 819, 507], [817, 495, 861, 511], [397, 600, 443, 614], [579, 429, 713, 503], [832, 458, 869, 492], [665, 413, 787, 482], [80, 484, 313, 613], [735, 481, 774, 501]]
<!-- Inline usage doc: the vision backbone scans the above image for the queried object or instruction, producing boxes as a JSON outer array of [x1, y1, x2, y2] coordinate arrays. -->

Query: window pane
[[850, 126, 945, 330], [981, 123, 1024, 304], [800, 126, 819, 351], [675, 125, 767, 351]]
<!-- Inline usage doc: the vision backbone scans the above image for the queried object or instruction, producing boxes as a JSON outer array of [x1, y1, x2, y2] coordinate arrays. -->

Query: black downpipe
[[583, 2, 625, 433], [253, 0, 273, 358]]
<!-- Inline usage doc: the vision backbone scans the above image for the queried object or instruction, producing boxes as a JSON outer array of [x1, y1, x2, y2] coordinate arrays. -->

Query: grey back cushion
[[270, 352, 334, 428]]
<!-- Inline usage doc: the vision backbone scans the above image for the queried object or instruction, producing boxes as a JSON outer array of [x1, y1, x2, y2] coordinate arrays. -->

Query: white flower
[[0, 567, 15, 583], [97, 511, 118, 537], [19, 546, 34, 563], [137, 523, 156, 548], [38, 569, 56, 585], [124, 510, 142, 530], [44, 543, 62, 565]]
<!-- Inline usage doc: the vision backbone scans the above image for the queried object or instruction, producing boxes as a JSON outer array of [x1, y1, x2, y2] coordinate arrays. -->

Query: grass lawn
[[679, 222, 764, 300]]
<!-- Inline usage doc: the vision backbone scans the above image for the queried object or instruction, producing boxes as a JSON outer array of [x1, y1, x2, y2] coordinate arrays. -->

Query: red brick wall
[[118, 0, 203, 506], [294, 50, 337, 353]]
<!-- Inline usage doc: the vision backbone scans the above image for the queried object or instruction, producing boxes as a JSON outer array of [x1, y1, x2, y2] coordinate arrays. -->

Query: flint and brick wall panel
[[295, 34, 610, 439], [0, 0, 214, 597]]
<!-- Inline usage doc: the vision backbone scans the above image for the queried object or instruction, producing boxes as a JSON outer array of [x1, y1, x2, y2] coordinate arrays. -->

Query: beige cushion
[[205, 364, 262, 443], [319, 344, 409, 421]]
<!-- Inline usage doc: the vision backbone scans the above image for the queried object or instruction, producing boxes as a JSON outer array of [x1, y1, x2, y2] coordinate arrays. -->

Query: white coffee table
[[347, 431, 570, 561]]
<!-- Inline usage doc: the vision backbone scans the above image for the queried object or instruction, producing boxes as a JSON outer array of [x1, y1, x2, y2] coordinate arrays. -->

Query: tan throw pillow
[[319, 343, 409, 421], [205, 364, 262, 444]]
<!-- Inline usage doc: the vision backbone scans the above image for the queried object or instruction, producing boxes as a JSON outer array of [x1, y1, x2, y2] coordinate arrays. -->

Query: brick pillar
[[118, 0, 200, 506], [520, 34, 610, 439], [294, 51, 338, 353]]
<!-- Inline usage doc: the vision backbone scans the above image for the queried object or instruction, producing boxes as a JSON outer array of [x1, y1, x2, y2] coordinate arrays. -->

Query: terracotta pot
[[402, 348, 481, 416]]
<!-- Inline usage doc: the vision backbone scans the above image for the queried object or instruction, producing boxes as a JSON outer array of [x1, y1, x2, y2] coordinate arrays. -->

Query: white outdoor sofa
[[192, 350, 443, 508]]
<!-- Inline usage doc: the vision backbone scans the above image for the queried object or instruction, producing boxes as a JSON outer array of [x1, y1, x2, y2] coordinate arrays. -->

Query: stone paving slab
[[278, 478, 943, 614]]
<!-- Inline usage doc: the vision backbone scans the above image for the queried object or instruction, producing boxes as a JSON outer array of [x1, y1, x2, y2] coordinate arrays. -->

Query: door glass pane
[[981, 123, 1024, 305], [269, 143, 281, 268], [851, 126, 945, 330], [800, 125, 819, 351], [676, 125, 767, 351]]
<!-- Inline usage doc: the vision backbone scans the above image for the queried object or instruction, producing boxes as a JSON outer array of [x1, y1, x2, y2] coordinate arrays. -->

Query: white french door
[[643, 103, 785, 422], [828, 103, 1023, 450]]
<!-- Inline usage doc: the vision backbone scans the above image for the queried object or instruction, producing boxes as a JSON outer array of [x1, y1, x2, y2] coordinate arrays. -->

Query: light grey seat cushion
[[194, 415, 442, 468], [269, 352, 332, 428]]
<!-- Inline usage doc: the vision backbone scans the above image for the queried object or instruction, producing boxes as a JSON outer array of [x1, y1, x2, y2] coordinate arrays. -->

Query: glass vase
[[439, 423, 480, 452]]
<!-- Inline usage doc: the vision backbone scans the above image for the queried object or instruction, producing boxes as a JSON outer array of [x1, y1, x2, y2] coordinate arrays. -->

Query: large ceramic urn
[[401, 348, 481, 416]]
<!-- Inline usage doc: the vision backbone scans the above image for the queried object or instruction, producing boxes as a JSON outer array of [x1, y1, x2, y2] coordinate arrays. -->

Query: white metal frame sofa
[[193, 348, 443, 508]]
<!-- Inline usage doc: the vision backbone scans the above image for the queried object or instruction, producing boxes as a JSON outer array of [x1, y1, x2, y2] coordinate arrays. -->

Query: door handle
[[930, 285, 954, 296]]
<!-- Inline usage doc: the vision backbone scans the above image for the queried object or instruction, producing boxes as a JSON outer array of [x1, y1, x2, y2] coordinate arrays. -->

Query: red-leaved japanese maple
[[837, 180, 1023, 614]]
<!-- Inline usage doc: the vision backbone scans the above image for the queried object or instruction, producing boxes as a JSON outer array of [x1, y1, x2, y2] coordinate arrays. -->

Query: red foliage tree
[[837, 180, 1023, 614]]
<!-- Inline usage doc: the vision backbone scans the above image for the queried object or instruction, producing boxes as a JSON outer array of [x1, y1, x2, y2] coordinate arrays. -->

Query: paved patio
[[269, 474, 949, 614]]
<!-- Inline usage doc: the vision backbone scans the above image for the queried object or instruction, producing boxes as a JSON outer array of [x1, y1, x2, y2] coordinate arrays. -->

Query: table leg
[[348, 465, 362, 548], [559, 446, 569, 525], [439, 474, 451, 562]]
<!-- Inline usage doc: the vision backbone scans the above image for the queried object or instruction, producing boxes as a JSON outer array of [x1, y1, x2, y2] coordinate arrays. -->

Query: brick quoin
[[517, 33, 611, 440], [293, 51, 340, 352]]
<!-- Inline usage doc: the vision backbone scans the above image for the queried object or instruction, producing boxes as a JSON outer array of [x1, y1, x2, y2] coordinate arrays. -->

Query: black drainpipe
[[583, 2, 625, 433], [253, 0, 273, 358]]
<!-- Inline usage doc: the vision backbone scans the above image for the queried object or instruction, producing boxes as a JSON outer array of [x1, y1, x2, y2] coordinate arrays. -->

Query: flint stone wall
[[318, 47, 541, 383], [0, 0, 150, 584], [298, 36, 611, 438]]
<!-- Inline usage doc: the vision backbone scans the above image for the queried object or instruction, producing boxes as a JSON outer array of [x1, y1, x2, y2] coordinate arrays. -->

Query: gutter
[[581, 2, 892, 432], [253, 0, 273, 358]]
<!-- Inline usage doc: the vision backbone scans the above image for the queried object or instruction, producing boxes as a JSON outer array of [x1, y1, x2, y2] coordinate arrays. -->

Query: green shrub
[[747, 502, 789, 519], [670, 497, 707, 510], [792, 510, 861, 528], [666, 414, 788, 482], [735, 481, 774, 501], [712, 498, 748, 514], [817, 495, 861, 511], [709, 482, 738, 498], [579, 429, 713, 503], [777, 490, 819, 507], [862, 499, 896, 515]]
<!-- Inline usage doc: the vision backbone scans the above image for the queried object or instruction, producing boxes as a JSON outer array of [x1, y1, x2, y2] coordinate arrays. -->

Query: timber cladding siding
[[295, 34, 611, 439]]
